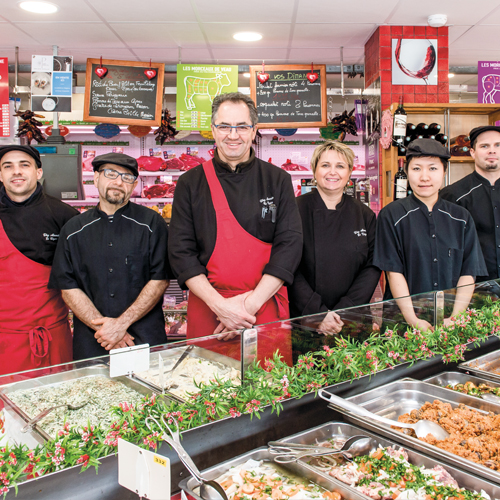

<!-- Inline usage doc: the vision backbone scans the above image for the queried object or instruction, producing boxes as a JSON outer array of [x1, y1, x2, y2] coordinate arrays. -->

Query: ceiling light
[[243, 72, 251, 78], [448, 73, 455, 78], [19, 1, 58, 13], [233, 32, 262, 42], [427, 14, 447, 27]]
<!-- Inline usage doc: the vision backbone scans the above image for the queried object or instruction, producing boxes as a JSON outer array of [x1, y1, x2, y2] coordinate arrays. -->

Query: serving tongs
[[159, 345, 194, 391], [21, 400, 90, 433], [146, 414, 228, 500]]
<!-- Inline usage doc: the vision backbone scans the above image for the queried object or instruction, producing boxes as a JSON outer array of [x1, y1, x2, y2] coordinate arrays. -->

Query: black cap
[[469, 126, 500, 149], [406, 138, 451, 160], [0, 145, 42, 168], [92, 152, 138, 177]]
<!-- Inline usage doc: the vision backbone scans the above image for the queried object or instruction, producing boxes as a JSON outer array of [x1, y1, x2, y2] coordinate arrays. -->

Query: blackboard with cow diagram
[[84, 58, 165, 126], [175, 64, 239, 131], [249, 64, 328, 129]]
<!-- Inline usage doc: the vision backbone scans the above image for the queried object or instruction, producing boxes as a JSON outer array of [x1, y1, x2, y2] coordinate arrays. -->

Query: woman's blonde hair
[[310, 140, 355, 175]]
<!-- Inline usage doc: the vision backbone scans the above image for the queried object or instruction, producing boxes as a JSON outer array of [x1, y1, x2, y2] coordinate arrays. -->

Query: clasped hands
[[92, 317, 135, 351], [212, 291, 260, 341]]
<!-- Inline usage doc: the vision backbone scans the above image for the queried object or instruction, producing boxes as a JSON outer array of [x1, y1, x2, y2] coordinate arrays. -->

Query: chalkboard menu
[[83, 58, 164, 126], [249, 65, 327, 129]]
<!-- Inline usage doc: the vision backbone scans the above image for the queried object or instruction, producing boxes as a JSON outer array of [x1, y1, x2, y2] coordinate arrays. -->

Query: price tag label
[[154, 455, 167, 467], [110, 343, 150, 378]]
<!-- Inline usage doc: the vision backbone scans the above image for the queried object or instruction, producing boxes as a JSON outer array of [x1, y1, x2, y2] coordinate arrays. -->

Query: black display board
[[249, 65, 327, 129], [84, 58, 164, 126]]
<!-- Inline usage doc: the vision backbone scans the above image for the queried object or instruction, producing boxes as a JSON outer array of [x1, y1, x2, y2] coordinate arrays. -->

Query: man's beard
[[105, 187, 126, 205]]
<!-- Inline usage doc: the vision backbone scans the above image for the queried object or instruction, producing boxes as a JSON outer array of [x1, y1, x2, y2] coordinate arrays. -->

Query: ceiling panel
[[211, 47, 288, 62], [14, 22, 124, 47], [203, 23, 292, 46], [132, 48, 181, 63], [0, 0, 100, 22], [174, 47, 214, 62], [387, 0, 500, 26], [287, 47, 364, 64], [195, 0, 295, 23], [110, 23, 205, 47], [450, 25, 500, 49], [292, 23, 374, 48], [477, 4, 500, 23], [448, 25, 471, 44], [86, 0, 197, 23], [296, 0, 399, 23], [449, 49, 499, 66], [0, 22, 42, 46]]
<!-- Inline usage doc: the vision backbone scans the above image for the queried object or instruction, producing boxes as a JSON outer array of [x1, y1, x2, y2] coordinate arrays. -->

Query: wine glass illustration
[[394, 39, 436, 85]]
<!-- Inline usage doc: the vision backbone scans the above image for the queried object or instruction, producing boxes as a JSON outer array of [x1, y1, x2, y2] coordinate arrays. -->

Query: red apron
[[0, 220, 72, 377], [187, 160, 292, 365]]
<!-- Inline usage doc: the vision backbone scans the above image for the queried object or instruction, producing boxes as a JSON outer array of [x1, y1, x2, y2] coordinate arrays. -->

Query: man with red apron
[[168, 93, 303, 364], [0, 145, 77, 376]]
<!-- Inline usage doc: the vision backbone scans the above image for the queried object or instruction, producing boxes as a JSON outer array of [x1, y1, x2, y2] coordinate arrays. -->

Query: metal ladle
[[318, 389, 450, 441]]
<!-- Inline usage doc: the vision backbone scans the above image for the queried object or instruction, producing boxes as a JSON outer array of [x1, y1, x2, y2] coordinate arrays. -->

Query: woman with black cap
[[374, 139, 487, 331]]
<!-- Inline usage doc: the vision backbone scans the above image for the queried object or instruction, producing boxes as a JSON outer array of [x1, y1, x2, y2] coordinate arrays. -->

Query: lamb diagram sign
[[176, 64, 238, 131]]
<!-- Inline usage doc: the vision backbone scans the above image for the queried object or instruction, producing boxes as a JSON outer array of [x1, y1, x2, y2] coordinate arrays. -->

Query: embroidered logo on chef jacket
[[43, 233, 59, 242], [354, 229, 367, 237], [260, 196, 277, 223]]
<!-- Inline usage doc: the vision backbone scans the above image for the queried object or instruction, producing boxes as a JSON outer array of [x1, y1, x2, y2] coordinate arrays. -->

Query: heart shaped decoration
[[144, 69, 157, 80], [306, 72, 318, 83], [95, 66, 108, 78], [257, 72, 269, 84]]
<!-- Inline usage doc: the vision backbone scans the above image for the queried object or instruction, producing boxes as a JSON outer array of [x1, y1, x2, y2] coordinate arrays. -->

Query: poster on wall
[[391, 39, 438, 85], [0, 58, 9, 137], [478, 61, 500, 104], [31, 55, 73, 112], [176, 64, 238, 131]]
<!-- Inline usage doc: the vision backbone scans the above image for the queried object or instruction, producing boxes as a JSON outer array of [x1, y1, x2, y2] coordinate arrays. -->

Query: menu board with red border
[[0, 58, 9, 137]]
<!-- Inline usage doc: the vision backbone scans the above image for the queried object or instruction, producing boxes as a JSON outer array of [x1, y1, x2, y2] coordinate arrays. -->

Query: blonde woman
[[288, 140, 380, 333]]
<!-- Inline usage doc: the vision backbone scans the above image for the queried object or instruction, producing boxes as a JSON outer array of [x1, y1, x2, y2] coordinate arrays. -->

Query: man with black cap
[[49, 153, 171, 360], [440, 126, 500, 282], [0, 145, 78, 375], [374, 139, 486, 331]]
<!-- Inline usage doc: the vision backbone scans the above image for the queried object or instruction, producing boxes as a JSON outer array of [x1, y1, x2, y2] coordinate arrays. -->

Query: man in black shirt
[[0, 145, 78, 375], [440, 125, 500, 282], [49, 153, 171, 360], [168, 92, 302, 345]]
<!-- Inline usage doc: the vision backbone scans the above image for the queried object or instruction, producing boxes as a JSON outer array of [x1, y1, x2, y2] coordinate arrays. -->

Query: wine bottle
[[393, 96, 407, 145], [428, 123, 442, 135], [406, 123, 417, 135], [415, 123, 429, 136], [450, 135, 470, 147], [451, 145, 470, 156], [398, 145, 407, 157], [394, 158, 408, 200], [429, 135, 436, 141], [435, 133, 448, 145], [404, 135, 412, 146]]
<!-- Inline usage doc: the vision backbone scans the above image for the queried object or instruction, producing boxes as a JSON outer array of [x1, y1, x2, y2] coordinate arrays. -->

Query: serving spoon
[[21, 400, 89, 433], [318, 389, 450, 441]]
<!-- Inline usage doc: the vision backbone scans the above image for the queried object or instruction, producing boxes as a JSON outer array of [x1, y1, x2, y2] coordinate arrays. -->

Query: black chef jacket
[[373, 194, 487, 299], [0, 183, 78, 265], [288, 190, 380, 317], [440, 171, 500, 282], [168, 148, 303, 288], [49, 202, 171, 360]]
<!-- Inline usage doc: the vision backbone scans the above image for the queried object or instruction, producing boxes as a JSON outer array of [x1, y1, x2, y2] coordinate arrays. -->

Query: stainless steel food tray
[[179, 447, 368, 500], [459, 349, 500, 384], [279, 421, 500, 499], [323, 378, 500, 484], [0, 365, 158, 441], [425, 370, 500, 394], [133, 345, 241, 403]]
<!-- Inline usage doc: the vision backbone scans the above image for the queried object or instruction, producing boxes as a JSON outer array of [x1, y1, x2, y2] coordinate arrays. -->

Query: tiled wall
[[365, 25, 449, 107]]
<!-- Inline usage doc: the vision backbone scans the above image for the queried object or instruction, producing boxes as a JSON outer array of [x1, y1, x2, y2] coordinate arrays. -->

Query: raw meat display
[[137, 156, 167, 172], [142, 183, 176, 199], [164, 157, 185, 170], [281, 159, 310, 171]]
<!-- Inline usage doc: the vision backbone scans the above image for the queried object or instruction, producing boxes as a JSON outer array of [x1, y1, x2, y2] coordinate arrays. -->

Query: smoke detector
[[427, 14, 447, 27]]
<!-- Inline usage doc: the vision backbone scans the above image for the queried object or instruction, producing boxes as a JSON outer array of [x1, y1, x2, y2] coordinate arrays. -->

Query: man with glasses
[[49, 153, 171, 360], [169, 93, 302, 360], [0, 145, 78, 375]]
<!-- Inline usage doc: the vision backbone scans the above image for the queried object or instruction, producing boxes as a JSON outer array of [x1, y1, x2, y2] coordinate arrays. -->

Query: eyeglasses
[[99, 168, 137, 184], [213, 124, 254, 134]]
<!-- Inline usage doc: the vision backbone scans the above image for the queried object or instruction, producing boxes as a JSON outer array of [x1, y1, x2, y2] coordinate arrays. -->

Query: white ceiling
[[1, 0, 499, 89]]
